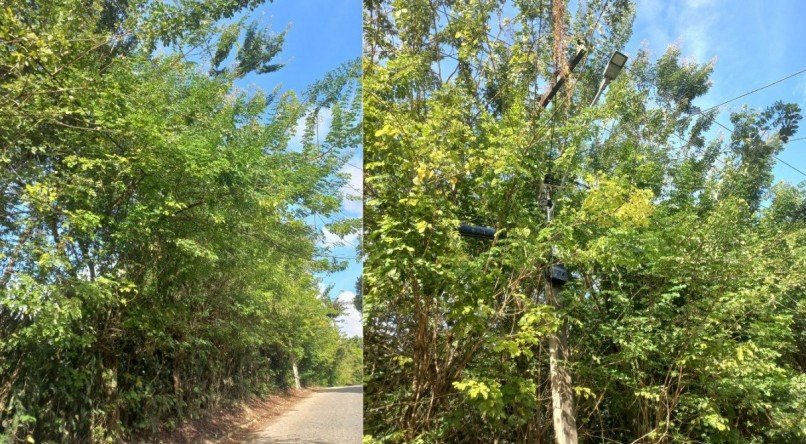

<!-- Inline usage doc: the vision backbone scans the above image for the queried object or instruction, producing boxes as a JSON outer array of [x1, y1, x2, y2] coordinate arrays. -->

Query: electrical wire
[[711, 120, 806, 178], [773, 156, 806, 178], [700, 67, 806, 114], [606, 69, 806, 179]]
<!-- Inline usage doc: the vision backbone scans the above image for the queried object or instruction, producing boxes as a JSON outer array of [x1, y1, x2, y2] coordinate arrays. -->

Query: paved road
[[247, 386, 362, 443]]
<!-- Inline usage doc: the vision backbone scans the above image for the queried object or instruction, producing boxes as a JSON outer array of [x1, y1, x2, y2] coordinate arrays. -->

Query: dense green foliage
[[1, 1, 361, 441], [364, 0, 805, 442]]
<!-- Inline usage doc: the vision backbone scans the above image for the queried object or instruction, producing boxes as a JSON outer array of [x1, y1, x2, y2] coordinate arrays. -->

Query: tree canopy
[[364, 0, 804, 442], [1, 0, 361, 441]]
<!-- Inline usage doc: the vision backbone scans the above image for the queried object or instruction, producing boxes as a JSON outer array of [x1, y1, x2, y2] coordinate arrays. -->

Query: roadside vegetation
[[0, 1, 361, 441], [364, 0, 805, 442]]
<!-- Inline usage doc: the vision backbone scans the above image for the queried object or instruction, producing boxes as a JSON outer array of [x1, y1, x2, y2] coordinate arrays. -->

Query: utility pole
[[459, 188, 579, 444], [536, 41, 586, 444], [542, 182, 577, 444], [457, 44, 628, 444], [538, 49, 626, 444]]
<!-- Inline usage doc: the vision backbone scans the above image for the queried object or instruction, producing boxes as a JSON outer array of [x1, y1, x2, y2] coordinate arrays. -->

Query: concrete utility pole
[[538, 48, 626, 444], [457, 42, 627, 444], [542, 184, 577, 444], [536, 43, 586, 444]]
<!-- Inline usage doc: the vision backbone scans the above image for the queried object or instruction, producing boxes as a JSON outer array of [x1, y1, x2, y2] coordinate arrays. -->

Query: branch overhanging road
[[247, 386, 363, 443]]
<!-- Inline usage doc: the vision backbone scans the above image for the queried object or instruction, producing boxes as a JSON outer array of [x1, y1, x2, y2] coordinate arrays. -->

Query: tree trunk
[[98, 350, 123, 442], [291, 354, 301, 389], [546, 281, 578, 444]]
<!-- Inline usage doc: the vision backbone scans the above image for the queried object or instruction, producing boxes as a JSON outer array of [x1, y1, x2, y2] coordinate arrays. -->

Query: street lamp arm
[[538, 45, 588, 109]]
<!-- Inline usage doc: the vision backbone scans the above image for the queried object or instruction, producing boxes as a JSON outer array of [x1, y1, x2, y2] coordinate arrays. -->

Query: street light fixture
[[603, 51, 628, 81], [591, 51, 628, 105]]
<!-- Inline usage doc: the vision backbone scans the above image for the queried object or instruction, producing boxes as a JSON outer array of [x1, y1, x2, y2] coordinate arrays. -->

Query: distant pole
[[542, 183, 578, 444], [291, 353, 301, 390]]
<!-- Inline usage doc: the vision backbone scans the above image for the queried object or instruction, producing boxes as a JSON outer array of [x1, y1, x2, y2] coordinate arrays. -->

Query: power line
[[581, 64, 806, 178], [701, 67, 806, 114], [773, 156, 806, 178], [712, 120, 806, 178]]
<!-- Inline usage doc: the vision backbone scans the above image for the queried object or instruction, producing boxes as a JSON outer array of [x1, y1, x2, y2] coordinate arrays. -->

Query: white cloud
[[335, 290, 362, 337], [663, 0, 719, 64], [287, 108, 334, 152], [637, 0, 672, 54], [343, 197, 362, 215], [321, 226, 359, 247], [340, 162, 363, 216], [345, 163, 362, 193], [635, 0, 720, 64]]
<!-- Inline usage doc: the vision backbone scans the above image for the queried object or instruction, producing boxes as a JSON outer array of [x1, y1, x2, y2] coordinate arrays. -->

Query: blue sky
[[624, 0, 806, 185], [234, 0, 362, 336]]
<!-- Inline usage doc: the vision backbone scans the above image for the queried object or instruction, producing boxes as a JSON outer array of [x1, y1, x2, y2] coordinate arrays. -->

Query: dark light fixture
[[458, 223, 498, 240]]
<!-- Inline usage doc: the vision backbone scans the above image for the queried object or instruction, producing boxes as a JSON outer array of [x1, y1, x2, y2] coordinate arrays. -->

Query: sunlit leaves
[[365, 0, 805, 442], [1, 1, 360, 441]]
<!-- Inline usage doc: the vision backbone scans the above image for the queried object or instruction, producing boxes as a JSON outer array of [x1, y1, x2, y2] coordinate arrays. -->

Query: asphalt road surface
[[247, 386, 362, 443]]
